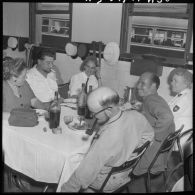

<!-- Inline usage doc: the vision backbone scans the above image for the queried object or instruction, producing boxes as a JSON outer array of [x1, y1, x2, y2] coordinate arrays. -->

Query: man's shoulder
[[26, 66, 38, 77], [123, 110, 145, 121], [145, 93, 168, 106]]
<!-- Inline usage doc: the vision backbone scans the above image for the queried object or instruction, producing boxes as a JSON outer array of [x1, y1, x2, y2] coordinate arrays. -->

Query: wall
[[54, 53, 175, 102], [72, 3, 122, 44], [3, 2, 29, 37], [3, 3, 193, 103]]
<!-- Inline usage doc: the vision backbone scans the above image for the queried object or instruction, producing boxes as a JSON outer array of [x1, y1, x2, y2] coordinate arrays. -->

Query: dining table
[[2, 100, 95, 192]]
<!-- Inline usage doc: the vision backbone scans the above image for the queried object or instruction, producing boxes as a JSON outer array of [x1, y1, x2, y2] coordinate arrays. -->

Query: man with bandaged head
[[61, 86, 154, 192]]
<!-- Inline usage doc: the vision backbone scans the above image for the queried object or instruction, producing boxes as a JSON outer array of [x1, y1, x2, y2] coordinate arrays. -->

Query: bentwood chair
[[58, 82, 70, 99], [177, 128, 193, 162], [183, 133, 193, 191], [6, 165, 55, 192], [86, 141, 151, 193], [145, 125, 184, 193], [165, 130, 193, 191]]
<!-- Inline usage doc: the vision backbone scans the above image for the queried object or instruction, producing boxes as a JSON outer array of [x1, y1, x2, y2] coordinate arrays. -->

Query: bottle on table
[[85, 85, 93, 119], [49, 91, 61, 129], [77, 83, 87, 117]]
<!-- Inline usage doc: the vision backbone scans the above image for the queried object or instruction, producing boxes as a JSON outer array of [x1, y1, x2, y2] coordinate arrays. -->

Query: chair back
[[98, 141, 151, 192], [58, 82, 70, 99], [183, 133, 193, 191], [112, 140, 151, 173], [148, 125, 184, 172], [177, 128, 193, 162], [160, 125, 184, 153]]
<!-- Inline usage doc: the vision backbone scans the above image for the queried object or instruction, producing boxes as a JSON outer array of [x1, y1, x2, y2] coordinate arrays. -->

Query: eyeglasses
[[92, 107, 112, 118]]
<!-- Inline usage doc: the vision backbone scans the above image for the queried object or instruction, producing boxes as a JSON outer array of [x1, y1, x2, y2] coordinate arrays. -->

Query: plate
[[63, 98, 77, 104], [66, 117, 88, 131]]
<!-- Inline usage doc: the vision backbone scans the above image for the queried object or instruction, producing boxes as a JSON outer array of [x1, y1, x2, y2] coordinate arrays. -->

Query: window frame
[[29, 3, 73, 53], [119, 3, 193, 67]]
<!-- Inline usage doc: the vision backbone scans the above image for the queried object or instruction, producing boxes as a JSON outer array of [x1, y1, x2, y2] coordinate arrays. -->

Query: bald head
[[87, 87, 119, 113]]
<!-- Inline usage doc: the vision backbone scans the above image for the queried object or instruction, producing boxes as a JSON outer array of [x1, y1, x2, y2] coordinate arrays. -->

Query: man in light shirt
[[26, 49, 62, 110], [61, 86, 154, 192], [168, 68, 193, 149]]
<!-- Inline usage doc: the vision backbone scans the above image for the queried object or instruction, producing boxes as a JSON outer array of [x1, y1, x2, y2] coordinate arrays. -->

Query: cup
[[52, 126, 62, 134]]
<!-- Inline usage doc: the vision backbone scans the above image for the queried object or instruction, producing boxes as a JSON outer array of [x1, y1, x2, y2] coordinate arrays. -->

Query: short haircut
[[37, 49, 55, 60], [169, 68, 192, 85], [150, 73, 160, 90], [99, 92, 120, 108], [3, 58, 26, 80], [80, 55, 98, 71]]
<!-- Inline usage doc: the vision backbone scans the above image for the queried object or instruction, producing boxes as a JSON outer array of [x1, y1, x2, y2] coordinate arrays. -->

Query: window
[[120, 3, 193, 66], [29, 3, 72, 52], [131, 25, 187, 50]]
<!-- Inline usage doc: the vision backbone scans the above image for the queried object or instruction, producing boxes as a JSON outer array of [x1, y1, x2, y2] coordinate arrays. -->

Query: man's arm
[[60, 132, 119, 192], [31, 98, 51, 111], [95, 67, 102, 87], [146, 97, 174, 141]]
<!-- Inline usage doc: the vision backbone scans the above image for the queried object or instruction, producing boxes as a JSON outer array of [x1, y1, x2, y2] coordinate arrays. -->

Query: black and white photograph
[[2, 2, 193, 193]]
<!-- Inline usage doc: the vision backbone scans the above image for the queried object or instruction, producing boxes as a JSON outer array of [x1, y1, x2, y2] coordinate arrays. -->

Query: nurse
[[168, 68, 193, 149]]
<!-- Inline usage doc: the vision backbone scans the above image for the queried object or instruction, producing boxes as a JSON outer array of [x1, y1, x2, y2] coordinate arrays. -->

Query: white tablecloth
[[2, 106, 94, 191]]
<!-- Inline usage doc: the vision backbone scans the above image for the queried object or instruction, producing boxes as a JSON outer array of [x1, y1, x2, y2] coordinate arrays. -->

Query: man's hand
[[31, 98, 50, 111]]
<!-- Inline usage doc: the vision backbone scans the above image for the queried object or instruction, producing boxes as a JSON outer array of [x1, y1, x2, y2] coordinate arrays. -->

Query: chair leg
[[163, 172, 167, 191], [7, 168, 13, 188], [43, 185, 49, 192], [146, 173, 151, 193]]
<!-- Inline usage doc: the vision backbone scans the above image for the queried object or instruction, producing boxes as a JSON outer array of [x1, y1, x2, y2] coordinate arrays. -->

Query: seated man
[[129, 72, 175, 193], [61, 86, 154, 192], [26, 49, 63, 110], [168, 68, 192, 149]]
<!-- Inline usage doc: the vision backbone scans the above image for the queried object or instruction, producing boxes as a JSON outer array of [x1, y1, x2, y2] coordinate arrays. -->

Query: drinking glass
[[64, 115, 73, 125]]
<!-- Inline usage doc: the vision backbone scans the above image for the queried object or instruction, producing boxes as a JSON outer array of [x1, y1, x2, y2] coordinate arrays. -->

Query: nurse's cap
[[103, 42, 120, 65], [8, 37, 18, 49], [65, 42, 77, 57], [87, 86, 118, 112]]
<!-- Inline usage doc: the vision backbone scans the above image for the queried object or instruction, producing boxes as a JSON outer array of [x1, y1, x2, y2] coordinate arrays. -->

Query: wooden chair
[[86, 140, 151, 193], [58, 82, 70, 99], [5, 165, 55, 192], [165, 130, 193, 191], [177, 128, 193, 162], [145, 125, 184, 193]]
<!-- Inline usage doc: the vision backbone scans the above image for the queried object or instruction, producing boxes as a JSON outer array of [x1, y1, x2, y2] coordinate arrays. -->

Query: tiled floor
[[2, 151, 183, 193]]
